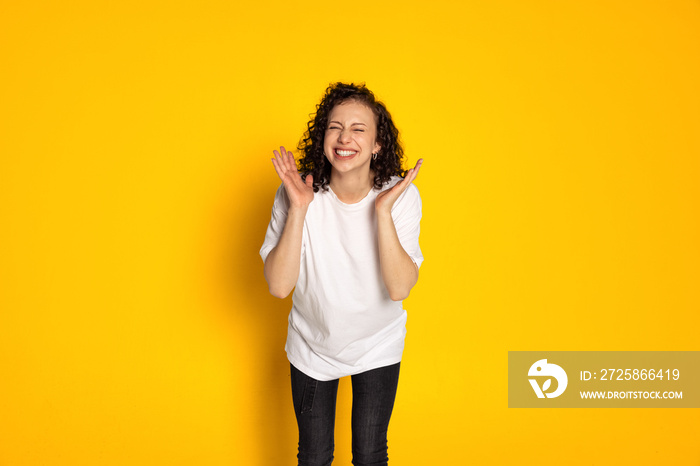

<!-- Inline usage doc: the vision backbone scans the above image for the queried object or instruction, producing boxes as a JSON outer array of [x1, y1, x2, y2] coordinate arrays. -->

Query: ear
[[373, 141, 381, 154]]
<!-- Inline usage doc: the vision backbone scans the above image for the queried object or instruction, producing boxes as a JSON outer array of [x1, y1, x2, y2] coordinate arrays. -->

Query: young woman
[[260, 82, 423, 466]]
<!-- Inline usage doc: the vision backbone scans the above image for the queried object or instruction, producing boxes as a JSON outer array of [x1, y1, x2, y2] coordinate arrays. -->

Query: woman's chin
[[331, 161, 371, 176]]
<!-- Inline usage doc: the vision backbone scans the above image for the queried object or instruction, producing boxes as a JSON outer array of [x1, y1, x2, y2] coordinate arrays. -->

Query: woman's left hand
[[375, 159, 423, 215]]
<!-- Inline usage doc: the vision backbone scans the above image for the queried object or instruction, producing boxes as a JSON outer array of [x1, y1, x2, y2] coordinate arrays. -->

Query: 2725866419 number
[[599, 369, 679, 381]]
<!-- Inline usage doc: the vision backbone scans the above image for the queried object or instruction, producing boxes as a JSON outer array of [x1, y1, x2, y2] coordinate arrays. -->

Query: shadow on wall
[[219, 169, 298, 464]]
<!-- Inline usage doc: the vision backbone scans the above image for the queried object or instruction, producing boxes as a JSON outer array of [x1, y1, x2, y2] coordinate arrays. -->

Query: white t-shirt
[[260, 176, 423, 381]]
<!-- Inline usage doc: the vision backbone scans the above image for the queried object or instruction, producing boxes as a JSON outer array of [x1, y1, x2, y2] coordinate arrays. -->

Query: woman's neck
[[329, 170, 375, 204]]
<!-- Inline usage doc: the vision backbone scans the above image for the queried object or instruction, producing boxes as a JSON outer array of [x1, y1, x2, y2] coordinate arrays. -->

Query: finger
[[411, 159, 423, 180], [282, 146, 295, 168], [279, 147, 294, 172], [305, 174, 314, 188], [287, 152, 297, 173], [271, 157, 286, 181], [272, 149, 288, 176], [279, 146, 287, 162], [277, 147, 288, 167], [402, 168, 416, 186], [404, 169, 417, 185], [404, 160, 422, 185]]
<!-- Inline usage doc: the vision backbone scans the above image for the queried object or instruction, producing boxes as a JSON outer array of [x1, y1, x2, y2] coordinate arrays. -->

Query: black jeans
[[290, 362, 401, 466]]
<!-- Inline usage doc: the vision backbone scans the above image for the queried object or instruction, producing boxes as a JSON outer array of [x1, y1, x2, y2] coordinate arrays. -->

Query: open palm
[[375, 159, 423, 214], [271, 146, 314, 209]]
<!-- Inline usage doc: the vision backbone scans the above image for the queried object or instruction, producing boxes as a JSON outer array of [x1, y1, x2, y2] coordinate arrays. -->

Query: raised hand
[[271, 146, 314, 209], [375, 158, 423, 214]]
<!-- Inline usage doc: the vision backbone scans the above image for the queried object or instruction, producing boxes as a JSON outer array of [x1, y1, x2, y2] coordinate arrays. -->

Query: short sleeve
[[391, 183, 424, 269], [259, 184, 290, 264]]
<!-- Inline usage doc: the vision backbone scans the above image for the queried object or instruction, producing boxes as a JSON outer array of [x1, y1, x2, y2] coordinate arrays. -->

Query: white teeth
[[336, 150, 356, 156]]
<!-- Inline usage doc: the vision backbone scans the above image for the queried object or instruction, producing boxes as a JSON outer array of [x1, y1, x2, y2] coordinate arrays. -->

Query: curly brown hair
[[297, 82, 406, 192]]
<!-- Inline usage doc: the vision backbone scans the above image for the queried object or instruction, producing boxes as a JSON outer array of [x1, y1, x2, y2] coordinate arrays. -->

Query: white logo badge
[[528, 359, 568, 398]]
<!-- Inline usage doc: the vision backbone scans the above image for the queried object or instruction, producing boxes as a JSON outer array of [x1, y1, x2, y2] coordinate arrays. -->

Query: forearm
[[263, 206, 308, 298], [376, 209, 419, 301]]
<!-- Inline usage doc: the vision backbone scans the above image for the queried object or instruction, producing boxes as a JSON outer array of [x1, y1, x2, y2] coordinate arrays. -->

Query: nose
[[337, 128, 352, 144]]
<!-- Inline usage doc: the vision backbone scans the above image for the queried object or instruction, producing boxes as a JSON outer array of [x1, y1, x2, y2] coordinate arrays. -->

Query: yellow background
[[1, 0, 699, 464]]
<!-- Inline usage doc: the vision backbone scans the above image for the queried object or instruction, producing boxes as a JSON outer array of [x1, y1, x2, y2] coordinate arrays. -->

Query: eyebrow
[[328, 120, 368, 126]]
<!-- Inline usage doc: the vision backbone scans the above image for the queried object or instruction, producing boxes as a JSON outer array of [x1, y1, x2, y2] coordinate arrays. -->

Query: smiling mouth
[[335, 149, 357, 159]]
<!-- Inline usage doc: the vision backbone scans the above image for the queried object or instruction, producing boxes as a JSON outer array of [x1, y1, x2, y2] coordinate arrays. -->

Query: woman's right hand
[[271, 146, 314, 209]]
